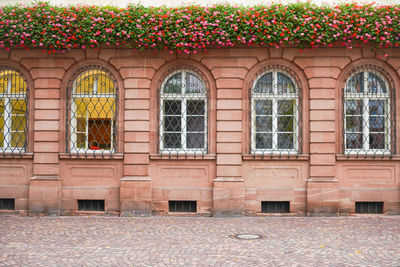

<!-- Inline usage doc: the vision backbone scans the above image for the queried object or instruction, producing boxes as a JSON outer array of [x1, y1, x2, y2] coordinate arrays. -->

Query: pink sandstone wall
[[0, 46, 399, 215]]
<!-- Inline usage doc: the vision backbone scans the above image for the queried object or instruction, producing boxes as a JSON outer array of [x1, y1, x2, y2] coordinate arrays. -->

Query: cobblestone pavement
[[0, 216, 399, 266]]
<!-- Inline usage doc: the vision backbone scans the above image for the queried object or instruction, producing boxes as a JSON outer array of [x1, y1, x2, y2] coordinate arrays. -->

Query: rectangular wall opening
[[355, 202, 383, 214], [169, 201, 197, 213], [0, 199, 15, 210], [261, 201, 290, 213], [78, 200, 105, 211]]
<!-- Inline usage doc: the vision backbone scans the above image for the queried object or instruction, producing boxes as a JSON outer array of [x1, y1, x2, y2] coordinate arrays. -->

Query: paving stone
[[0, 216, 399, 266]]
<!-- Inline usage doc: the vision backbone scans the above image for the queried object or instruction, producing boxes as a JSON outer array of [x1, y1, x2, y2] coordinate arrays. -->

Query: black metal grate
[[66, 66, 118, 157], [0, 198, 15, 210], [0, 67, 29, 156], [355, 202, 383, 214], [344, 65, 395, 157], [78, 200, 105, 211], [158, 67, 208, 158], [169, 201, 197, 212], [250, 65, 302, 158], [261, 201, 290, 213]]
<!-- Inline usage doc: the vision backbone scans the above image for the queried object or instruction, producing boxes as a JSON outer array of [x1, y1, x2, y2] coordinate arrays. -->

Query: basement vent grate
[[78, 200, 105, 211], [169, 201, 197, 213], [0, 199, 15, 210], [355, 202, 383, 214], [261, 201, 290, 213]]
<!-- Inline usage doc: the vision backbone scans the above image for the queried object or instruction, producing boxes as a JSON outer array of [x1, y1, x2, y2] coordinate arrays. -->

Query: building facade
[[0, 46, 399, 216]]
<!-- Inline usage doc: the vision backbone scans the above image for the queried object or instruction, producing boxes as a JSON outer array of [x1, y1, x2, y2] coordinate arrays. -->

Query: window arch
[[66, 66, 117, 155], [0, 67, 28, 154], [343, 65, 394, 155], [159, 69, 207, 154], [250, 65, 301, 155]]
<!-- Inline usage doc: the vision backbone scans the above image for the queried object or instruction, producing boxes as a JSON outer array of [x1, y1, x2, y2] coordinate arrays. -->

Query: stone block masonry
[[0, 46, 399, 216]]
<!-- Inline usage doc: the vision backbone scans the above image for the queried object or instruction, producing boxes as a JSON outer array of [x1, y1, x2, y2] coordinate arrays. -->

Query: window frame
[[343, 67, 393, 155], [0, 67, 28, 154], [250, 68, 300, 155], [159, 69, 208, 154], [67, 66, 118, 155]]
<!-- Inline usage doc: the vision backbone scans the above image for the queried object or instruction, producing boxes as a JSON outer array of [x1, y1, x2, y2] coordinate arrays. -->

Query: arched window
[[0, 67, 28, 154], [67, 66, 117, 155], [251, 67, 300, 155], [344, 66, 393, 155], [159, 69, 207, 154]]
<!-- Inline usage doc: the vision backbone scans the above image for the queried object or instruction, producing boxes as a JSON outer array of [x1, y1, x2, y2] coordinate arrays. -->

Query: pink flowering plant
[[0, 2, 399, 54]]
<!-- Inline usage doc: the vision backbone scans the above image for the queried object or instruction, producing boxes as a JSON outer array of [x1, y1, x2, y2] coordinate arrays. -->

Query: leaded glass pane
[[368, 72, 387, 94], [255, 100, 272, 115], [345, 100, 362, 115], [278, 133, 293, 149], [187, 133, 204, 149], [344, 68, 391, 155], [256, 116, 272, 132], [256, 133, 272, 149], [160, 70, 207, 154], [346, 72, 364, 93], [164, 73, 182, 94], [164, 133, 181, 148], [254, 73, 272, 94], [187, 100, 204, 115], [277, 73, 295, 94], [186, 73, 205, 94], [370, 133, 385, 149], [346, 133, 363, 149], [346, 116, 362, 132], [251, 69, 299, 154]]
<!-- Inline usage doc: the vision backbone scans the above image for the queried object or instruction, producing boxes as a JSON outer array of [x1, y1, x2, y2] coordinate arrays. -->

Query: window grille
[[0, 67, 28, 156], [355, 202, 383, 214], [66, 66, 117, 157], [168, 201, 197, 212], [0, 198, 15, 210], [159, 69, 207, 157], [250, 65, 301, 157], [343, 66, 395, 157], [78, 199, 105, 211], [261, 201, 290, 213]]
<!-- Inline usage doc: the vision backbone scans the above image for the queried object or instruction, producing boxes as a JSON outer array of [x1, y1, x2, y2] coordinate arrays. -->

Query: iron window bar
[[250, 64, 302, 158], [159, 68, 208, 158], [0, 67, 28, 156], [66, 66, 118, 158], [343, 65, 395, 158]]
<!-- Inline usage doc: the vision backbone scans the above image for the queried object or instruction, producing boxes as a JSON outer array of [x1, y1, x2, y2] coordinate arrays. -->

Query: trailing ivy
[[0, 2, 399, 54]]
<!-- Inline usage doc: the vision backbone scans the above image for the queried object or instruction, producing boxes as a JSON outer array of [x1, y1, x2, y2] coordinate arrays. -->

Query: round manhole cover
[[234, 234, 262, 240]]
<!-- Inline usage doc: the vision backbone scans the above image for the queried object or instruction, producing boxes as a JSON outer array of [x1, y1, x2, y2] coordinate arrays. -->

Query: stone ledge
[[307, 177, 338, 183], [30, 176, 60, 181], [336, 154, 400, 161], [59, 153, 124, 160], [121, 176, 152, 182], [242, 153, 309, 161], [150, 153, 216, 160], [0, 152, 34, 159], [214, 177, 244, 182]]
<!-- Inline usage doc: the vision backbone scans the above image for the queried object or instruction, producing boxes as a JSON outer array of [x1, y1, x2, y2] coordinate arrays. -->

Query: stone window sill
[[0, 152, 33, 159], [59, 153, 124, 160], [242, 154, 309, 161], [150, 153, 216, 160], [336, 154, 400, 161]]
